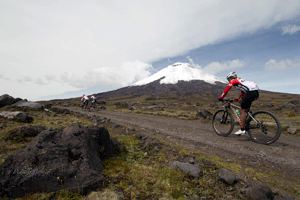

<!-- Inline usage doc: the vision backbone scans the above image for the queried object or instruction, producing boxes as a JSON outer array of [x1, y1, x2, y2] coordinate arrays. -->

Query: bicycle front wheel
[[247, 111, 281, 145], [212, 110, 234, 137]]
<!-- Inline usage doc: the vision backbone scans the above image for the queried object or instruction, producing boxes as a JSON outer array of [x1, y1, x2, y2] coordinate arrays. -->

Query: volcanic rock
[[0, 94, 22, 108], [0, 111, 33, 123], [0, 124, 119, 198], [11, 100, 44, 111], [242, 185, 275, 200], [170, 161, 202, 178]]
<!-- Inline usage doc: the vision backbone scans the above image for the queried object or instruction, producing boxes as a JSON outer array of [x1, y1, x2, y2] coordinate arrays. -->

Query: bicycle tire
[[246, 111, 281, 145], [212, 109, 234, 137]]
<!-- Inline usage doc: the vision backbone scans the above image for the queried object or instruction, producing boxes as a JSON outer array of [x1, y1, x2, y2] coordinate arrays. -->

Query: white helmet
[[226, 72, 237, 82]]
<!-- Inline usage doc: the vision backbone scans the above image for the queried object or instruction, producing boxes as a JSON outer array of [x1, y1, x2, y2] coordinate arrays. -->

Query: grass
[[101, 134, 242, 199]]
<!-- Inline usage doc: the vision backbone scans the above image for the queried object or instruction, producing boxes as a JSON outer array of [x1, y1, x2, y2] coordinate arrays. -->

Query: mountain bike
[[212, 99, 281, 145], [82, 101, 90, 112]]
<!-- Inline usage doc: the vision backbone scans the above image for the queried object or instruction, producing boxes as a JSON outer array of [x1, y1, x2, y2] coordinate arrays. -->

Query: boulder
[[242, 185, 275, 200], [170, 161, 202, 178], [129, 105, 137, 111], [142, 106, 164, 111], [0, 94, 22, 108], [11, 100, 44, 111], [262, 103, 274, 108], [281, 103, 295, 109], [217, 168, 237, 185], [4, 126, 46, 143], [0, 111, 33, 123], [0, 111, 22, 120], [14, 112, 33, 123], [288, 100, 299, 105], [287, 127, 297, 135], [196, 109, 212, 119], [0, 124, 118, 198], [51, 107, 72, 114]]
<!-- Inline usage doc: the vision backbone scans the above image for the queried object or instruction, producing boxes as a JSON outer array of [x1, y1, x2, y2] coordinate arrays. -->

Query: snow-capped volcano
[[133, 62, 225, 86]]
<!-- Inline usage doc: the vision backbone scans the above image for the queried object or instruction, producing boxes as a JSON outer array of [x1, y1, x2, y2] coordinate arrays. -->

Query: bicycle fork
[[221, 112, 229, 124]]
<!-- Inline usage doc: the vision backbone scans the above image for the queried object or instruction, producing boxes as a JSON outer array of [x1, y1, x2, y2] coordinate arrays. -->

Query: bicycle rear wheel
[[247, 111, 281, 145], [212, 110, 234, 136]]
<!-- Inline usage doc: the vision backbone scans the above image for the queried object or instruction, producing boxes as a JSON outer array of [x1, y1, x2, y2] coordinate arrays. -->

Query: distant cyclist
[[90, 95, 97, 108], [81, 94, 89, 109], [218, 72, 259, 135]]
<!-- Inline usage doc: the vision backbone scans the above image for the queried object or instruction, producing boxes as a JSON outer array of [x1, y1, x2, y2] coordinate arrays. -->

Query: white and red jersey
[[81, 95, 89, 102], [90, 95, 96, 103], [221, 78, 259, 99]]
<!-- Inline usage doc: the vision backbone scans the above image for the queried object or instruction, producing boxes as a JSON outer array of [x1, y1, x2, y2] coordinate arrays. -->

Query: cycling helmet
[[226, 72, 237, 82]]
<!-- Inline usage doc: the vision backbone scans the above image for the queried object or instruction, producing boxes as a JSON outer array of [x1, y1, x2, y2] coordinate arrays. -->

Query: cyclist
[[90, 95, 97, 108], [218, 72, 259, 135], [81, 94, 89, 109]]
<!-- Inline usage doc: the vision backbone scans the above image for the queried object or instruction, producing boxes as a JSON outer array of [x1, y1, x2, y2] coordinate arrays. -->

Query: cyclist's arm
[[220, 83, 233, 98]]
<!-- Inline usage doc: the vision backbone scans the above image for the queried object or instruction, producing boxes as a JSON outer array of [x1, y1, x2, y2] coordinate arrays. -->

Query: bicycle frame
[[224, 101, 242, 124], [224, 101, 260, 126]]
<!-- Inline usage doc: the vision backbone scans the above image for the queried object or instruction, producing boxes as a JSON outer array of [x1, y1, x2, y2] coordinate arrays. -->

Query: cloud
[[35, 78, 47, 85], [44, 75, 57, 82], [16, 76, 52, 85], [60, 61, 153, 89], [1, 1, 300, 99], [203, 59, 246, 75], [0, 75, 10, 81], [17, 76, 34, 84], [265, 59, 300, 71], [186, 56, 202, 69], [282, 25, 300, 35]]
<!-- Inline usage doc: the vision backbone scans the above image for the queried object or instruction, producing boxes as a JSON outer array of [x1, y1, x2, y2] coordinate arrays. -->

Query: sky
[[1, 0, 300, 101]]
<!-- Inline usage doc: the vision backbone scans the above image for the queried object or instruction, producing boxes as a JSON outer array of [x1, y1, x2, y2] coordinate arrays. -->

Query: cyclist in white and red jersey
[[90, 95, 96, 107], [219, 72, 259, 135], [81, 94, 89, 108]]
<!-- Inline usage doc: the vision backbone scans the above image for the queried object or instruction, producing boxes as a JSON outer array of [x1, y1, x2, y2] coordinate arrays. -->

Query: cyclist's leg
[[241, 90, 259, 130], [84, 100, 88, 109]]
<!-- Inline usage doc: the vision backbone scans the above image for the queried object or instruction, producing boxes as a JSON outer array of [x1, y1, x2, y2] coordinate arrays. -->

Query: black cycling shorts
[[241, 90, 259, 109]]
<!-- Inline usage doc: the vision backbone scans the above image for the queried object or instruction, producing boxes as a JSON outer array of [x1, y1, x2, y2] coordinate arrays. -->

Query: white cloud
[[17, 76, 34, 84], [1, 0, 300, 99], [60, 61, 152, 88], [44, 75, 57, 82], [265, 59, 300, 71], [35, 78, 47, 85], [186, 56, 202, 69], [0, 75, 10, 81], [203, 59, 246, 75], [282, 25, 300, 35]]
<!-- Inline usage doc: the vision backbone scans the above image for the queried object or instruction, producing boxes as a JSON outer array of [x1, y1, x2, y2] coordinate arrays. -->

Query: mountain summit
[[133, 62, 225, 86], [94, 62, 228, 100]]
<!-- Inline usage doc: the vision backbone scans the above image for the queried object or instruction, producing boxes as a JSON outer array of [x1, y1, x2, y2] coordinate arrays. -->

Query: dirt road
[[70, 108, 300, 182]]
